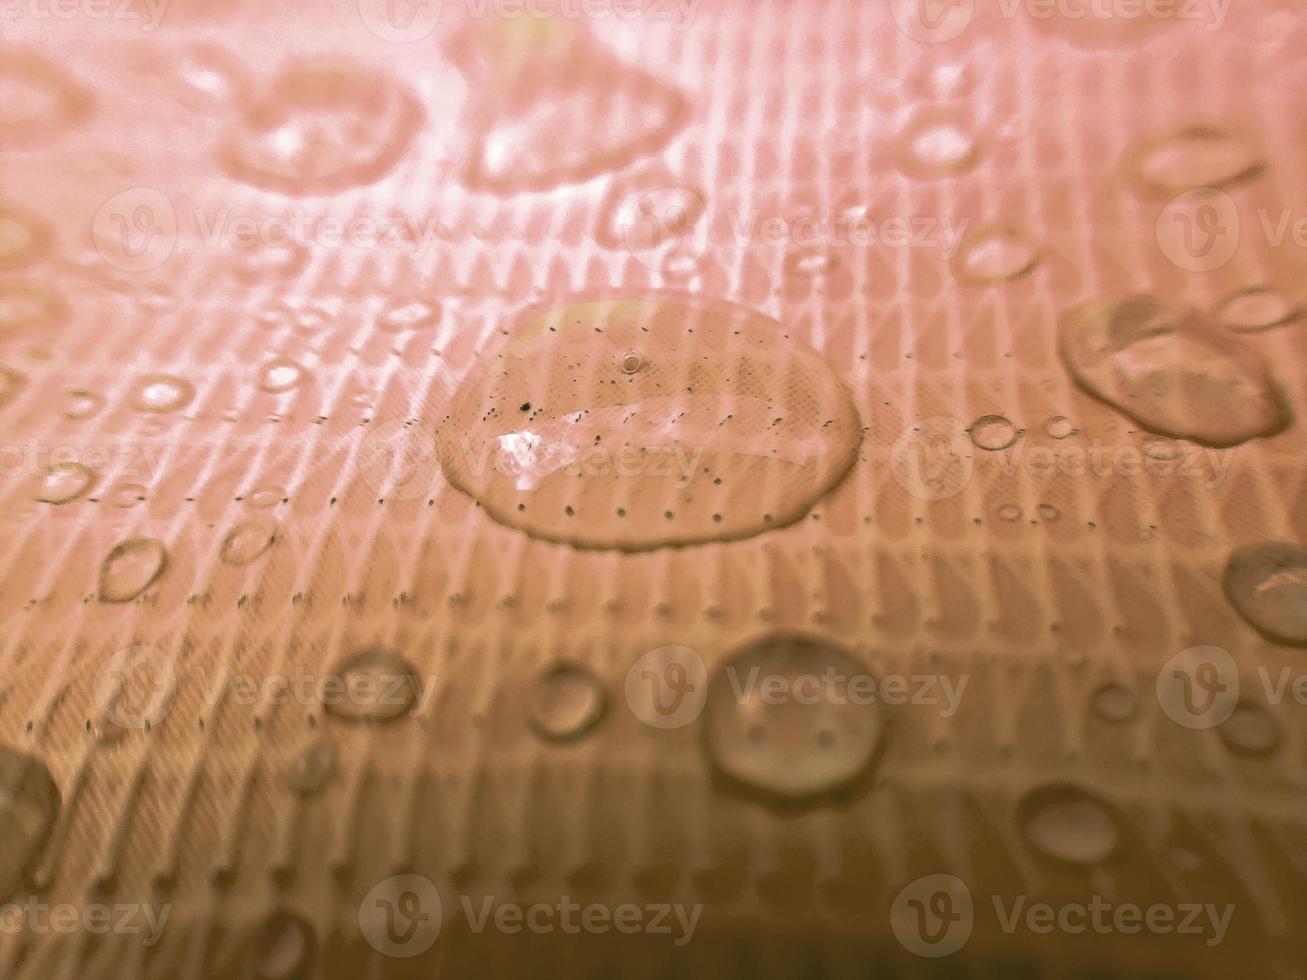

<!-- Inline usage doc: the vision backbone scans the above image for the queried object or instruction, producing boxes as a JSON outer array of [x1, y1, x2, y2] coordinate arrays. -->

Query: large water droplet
[[323, 648, 420, 724], [701, 634, 885, 805], [437, 293, 863, 551], [220, 518, 278, 565], [98, 538, 169, 603], [1214, 286, 1300, 333], [952, 226, 1039, 285], [0, 746, 60, 903], [131, 373, 194, 414], [1218, 701, 1282, 756], [0, 282, 66, 334], [0, 204, 49, 271], [0, 48, 93, 147], [218, 58, 423, 195], [282, 735, 337, 796], [1059, 295, 1289, 447], [1129, 125, 1264, 197], [528, 664, 607, 742], [37, 461, 93, 504], [1223, 542, 1307, 646], [1017, 783, 1121, 866]]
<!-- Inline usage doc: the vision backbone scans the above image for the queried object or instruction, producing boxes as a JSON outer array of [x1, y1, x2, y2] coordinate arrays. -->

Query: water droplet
[[218, 58, 423, 195], [997, 503, 1023, 522], [229, 241, 308, 281], [1017, 783, 1121, 866], [220, 518, 278, 565], [1044, 416, 1074, 439], [1089, 682, 1137, 722], [323, 648, 419, 724], [1218, 701, 1282, 756], [528, 664, 607, 742], [1037, 503, 1060, 522], [1223, 542, 1307, 646], [0, 49, 93, 147], [37, 461, 93, 503], [897, 114, 981, 179], [618, 349, 644, 374], [597, 184, 706, 253], [63, 389, 104, 420], [376, 298, 441, 333], [0, 204, 49, 271], [0, 282, 66, 333], [98, 538, 168, 603], [438, 293, 863, 551], [252, 909, 316, 980], [1214, 286, 1300, 333], [104, 482, 147, 508], [970, 414, 1019, 451], [952, 226, 1039, 285], [246, 484, 286, 508], [1129, 125, 1264, 197], [1059, 295, 1289, 447], [0, 747, 60, 903], [131, 373, 194, 414], [701, 634, 885, 805], [783, 248, 837, 278], [258, 358, 306, 394], [282, 735, 337, 796]]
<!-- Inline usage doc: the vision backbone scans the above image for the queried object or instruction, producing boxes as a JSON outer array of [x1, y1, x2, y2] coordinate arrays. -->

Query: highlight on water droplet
[[1213, 286, 1301, 333], [896, 111, 982, 179], [969, 414, 1019, 451], [0, 746, 60, 904], [0, 203, 50, 271], [376, 298, 441, 333], [1128, 124, 1264, 197], [1058, 294, 1290, 447], [701, 634, 885, 806], [63, 388, 105, 420], [131, 373, 195, 414], [951, 225, 1040, 285], [218, 57, 424, 195], [783, 248, 838, 278], [1017, 783, 1121, 867], [1222, 542, 1307, 647], [323, 647, 420, 724], [528, 663, 607, 742], [0, 282, 67, 334], [220, 517, 278, 565], [258, 358, 306, 394], [37, 461, 93, 504], [437, 292, 863, 551], [98, 538, 169, 603]]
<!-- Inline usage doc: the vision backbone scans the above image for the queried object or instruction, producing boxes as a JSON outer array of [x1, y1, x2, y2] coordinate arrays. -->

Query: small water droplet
[[598, 183, 706, 253], [219, 58, 423, 195], [0, 282, 66, 333], [783, 248, 837, 278], [0, 204, 49, 271], [1223, 542, 1307, 646], [701, 634, 884, 804], [1089, 682, 1137, 722], [220, 518, 278, 565], [997, 503, 1023, 522], [252, 909, 316, 980], [376, 298, 441, 333], [0, 747, 60, 903], [131, 373, 194, 414], [970, 414, 1019, 451], [1059, 294, 1289, 447], [246, 484, 286, 508], [1044, 415, 1074, 439], [1037, 503, 1060, 522], [37, 461, 93, 503], [1218, 701, 1282, 756], [618, 349, 644, 374], [104, 482, 147, 508], [258, 358, 306, 394], [1130, 125, 1264, 197], [282, 735, 337, 796], [952, 226, 1039, 285], [98, 538, 168, 603], [1017, 783, 1121, 866], [528, 664, 607, 742], [1214, 286, 1300, 333], [323, 648, 419, 724], [897, 114, 981, 179], [63, 388, 104, 420]]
